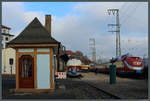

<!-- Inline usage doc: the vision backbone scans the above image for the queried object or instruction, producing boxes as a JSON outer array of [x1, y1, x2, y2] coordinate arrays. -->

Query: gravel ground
[[56, 79, 116, 99]]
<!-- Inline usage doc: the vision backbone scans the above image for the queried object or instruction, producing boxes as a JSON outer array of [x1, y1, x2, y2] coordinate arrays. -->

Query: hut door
[[19, 55, 34, 88]]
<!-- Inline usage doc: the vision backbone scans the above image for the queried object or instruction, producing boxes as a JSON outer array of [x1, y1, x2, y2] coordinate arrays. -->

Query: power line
[[120, 2, 140, 24]]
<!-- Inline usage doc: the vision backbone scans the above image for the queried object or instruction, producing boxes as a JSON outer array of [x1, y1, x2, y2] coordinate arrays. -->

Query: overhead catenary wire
[[120, 3, 147, 57], [120, 2, 140, 25]]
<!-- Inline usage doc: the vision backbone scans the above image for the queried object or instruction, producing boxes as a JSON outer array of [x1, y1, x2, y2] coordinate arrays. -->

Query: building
[[66, 50, 91, 65], [1, 25, 14, 48], [1, 25, 15, 75], [2, 48, 16, 74], [8, 15, 60, 92], [66, 50, 74, 56]]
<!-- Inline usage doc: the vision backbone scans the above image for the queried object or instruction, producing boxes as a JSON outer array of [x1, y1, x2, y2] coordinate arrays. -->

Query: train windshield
[[121, 53, 132, 58]]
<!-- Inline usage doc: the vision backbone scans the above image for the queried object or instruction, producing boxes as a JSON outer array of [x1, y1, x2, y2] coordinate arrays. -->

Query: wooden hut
[[8, 15, 60, 92]]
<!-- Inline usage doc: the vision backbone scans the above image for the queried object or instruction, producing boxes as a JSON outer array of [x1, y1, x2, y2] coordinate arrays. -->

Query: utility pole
[[89, 38, 96, 63], [108, 9, 121, 57]]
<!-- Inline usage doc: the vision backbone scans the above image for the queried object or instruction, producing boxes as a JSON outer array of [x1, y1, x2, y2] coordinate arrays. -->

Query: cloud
[[119, 2, 148, 36], [23, 11, 45, 25], [2, 2, 148, 60], [2, 2, 45, 35], [52, 2, 148, 59], [122, 37, 148, 56]]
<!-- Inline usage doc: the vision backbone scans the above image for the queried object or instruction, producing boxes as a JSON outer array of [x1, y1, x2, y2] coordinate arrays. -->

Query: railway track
[[90, 71, 145, 80], [68, 78, 121, 99], [84, 81, 121, 99]]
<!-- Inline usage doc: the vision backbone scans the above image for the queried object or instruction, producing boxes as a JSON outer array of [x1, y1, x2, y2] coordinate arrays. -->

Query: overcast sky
[[2, 2, 148, 60]]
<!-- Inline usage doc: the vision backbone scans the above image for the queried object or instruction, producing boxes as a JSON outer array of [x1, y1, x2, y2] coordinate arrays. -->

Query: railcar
[[90, 54, 143, 74]]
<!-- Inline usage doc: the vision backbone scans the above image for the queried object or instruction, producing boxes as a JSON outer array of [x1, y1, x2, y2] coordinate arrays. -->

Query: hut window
[[37, 48, 49, 52], [53, 55, 57, 69], [19, 49, 34, 52], [22, 58, 32, 78]]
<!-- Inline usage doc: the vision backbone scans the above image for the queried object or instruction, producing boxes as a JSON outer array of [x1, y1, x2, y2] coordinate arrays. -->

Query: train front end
[[122, 56, 143, 73]]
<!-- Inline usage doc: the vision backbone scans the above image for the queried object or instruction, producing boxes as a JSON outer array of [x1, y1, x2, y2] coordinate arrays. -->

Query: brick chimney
[[45, 15, 51, 35]]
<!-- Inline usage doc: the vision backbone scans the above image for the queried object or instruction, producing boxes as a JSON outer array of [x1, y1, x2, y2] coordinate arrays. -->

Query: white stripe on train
[[124, 61, 143, 70]]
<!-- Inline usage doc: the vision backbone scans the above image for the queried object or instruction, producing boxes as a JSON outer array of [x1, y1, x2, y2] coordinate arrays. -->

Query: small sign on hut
[[8, 15, 60, 92]]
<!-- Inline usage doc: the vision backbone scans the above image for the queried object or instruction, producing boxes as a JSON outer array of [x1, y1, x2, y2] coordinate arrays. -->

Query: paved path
[[2, 78, 116, 99], [79, 72, 148, 99], [2, 73, 148, 99]]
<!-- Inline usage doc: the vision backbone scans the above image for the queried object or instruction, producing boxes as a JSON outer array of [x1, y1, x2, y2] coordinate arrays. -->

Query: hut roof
[[8, 17, 60, 44]]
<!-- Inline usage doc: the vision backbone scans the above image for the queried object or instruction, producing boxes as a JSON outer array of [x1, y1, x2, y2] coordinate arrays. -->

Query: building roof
[[8, 17, 60, 44], [66, 50, 74, 55], [2, 25, 11, 30]]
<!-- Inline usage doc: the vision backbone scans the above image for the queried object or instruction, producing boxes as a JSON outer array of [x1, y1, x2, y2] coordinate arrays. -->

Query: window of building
[[9, 58, 14, 65], [5, 37, 8, 41], [3, 30, 6, 33]]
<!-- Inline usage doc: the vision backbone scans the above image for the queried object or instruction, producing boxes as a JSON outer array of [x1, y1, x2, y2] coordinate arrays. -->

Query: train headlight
[[133, 62, 142, 65]]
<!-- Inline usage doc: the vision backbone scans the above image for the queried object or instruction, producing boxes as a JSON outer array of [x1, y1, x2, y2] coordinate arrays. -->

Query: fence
[[2, 74, 16, 89]]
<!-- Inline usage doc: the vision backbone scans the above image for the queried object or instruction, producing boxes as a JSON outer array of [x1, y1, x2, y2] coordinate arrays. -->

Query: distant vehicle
[[67, 70, 82, 78], [89, 53, 143, 74], [66, 59, 82, 78], [89, 63, 95, 67]]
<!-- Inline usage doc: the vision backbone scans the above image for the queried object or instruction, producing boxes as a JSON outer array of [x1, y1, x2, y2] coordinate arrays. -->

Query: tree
[[75, 51, 83, 57]]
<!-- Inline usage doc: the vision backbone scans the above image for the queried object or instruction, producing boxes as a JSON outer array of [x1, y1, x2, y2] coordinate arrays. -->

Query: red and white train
[[90, 53, 143, 74]]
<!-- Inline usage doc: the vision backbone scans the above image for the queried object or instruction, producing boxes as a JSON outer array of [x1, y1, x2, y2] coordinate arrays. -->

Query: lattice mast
[[89, 38, 96, 62], [108, 9, 121, 57]]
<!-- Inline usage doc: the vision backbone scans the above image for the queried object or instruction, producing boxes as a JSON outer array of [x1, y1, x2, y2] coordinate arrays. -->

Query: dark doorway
[[19, 55, 34, 88]]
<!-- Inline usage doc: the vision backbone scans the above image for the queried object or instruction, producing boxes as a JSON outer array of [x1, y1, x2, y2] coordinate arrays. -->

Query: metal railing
[[2, 75, 16, 89]]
